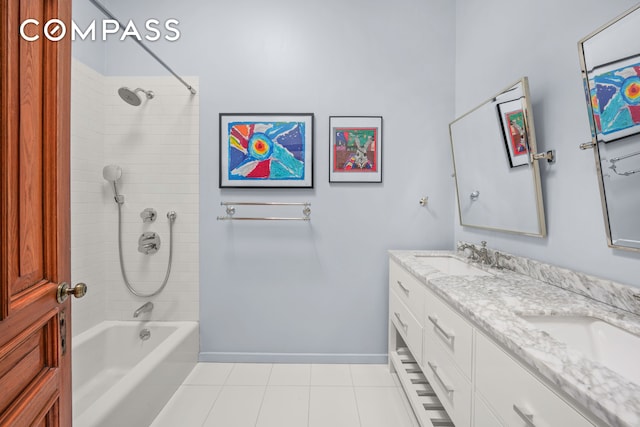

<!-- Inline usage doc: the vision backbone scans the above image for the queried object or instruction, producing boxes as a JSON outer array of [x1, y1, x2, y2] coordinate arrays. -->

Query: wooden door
[[1, 0, 72, 426]]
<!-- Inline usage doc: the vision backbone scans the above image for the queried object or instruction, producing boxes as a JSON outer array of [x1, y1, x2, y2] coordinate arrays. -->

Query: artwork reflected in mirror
[[449, 77, 546, 237], [589, 57, 640, 143], [498, 99, 530, 168], [578, 4, 640, 251]]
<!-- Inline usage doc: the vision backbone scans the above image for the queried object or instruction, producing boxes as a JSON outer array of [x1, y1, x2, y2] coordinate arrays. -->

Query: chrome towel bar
[[217, 201, 311, 221]]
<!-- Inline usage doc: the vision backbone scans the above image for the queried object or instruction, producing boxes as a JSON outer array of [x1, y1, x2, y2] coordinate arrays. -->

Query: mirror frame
[[449, 77, 547, 237], [577, 3, 640, 253]]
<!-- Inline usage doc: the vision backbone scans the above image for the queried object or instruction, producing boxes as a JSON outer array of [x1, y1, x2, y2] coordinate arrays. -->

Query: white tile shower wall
[[71, 59, 107, 335], [103, 77, 199, 321]]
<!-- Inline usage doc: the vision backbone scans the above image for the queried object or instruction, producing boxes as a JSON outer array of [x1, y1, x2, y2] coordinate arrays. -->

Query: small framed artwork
[[219, 113, 314, 188], [587, 56, 640, 143], [329, 116, 382, 182], [497, 100, 529, 168]]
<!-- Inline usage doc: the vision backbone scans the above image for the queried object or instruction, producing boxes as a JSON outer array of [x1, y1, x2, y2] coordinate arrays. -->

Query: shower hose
[[116, 203, 176, 297]]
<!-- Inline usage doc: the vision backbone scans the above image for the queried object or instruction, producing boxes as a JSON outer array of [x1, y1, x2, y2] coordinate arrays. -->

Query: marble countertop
[[389, 250, 640, 427]]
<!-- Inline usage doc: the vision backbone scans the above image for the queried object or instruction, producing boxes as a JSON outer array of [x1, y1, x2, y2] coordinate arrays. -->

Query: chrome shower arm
[[88, 0, 197, 95]]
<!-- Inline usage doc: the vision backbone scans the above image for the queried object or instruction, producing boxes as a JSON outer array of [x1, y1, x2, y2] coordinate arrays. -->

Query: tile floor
[[150, 363, 419, 427]]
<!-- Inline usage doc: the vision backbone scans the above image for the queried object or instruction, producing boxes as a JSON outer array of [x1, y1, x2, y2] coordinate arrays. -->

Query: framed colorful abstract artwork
[[497, 100, 530, 168], [219, 113, 314, 188], [329, 116, 382, 183], [587, 56, 640, 143]]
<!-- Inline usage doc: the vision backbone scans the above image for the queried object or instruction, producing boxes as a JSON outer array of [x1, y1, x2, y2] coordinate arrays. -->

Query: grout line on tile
[[308, 365, 313, 426], [349, 365, 363, 427], [252, 365, 273, 427], [307, 384, 312, 427], [266, 364, 274, 384], [221, 363, 235, 385], [223, 363, 237, 386], [351, 386, 363, 427], [199, 384, 224, 427], [253, 385, 269, 427]]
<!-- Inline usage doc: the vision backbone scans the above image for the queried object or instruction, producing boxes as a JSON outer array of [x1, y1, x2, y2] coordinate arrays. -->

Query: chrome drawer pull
[[427, 361, 454, 395], [396, 280, 410, 294], [394, 312, 408, 331], [513, 404, 536, 426], [427, 315, 455, 341]]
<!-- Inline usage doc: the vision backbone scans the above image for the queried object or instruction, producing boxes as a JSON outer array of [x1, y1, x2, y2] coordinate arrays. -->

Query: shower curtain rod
[[88, 0, 197, 95]]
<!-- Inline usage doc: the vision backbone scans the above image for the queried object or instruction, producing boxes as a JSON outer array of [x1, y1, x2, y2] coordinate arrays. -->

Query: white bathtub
[[72, 321, 198, 427]]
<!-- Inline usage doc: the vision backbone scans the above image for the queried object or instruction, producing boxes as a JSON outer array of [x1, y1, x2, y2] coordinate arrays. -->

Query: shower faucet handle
[[140, 208, 157, 223], [138, 232, 161, 255]]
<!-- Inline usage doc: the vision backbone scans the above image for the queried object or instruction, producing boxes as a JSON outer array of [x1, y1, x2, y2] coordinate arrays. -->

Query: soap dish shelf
[[391, 348, 455, 427]]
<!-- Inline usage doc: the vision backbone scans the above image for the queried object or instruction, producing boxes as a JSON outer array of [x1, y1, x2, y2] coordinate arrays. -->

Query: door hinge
[[59, 310, 67, 356]]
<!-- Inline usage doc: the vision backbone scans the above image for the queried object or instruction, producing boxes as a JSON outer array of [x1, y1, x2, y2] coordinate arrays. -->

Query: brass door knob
[[57, 282, 88, 303]]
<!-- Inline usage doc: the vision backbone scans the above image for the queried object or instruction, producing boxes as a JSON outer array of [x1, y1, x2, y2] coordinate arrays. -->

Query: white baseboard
[[198, 352, 388, 364]]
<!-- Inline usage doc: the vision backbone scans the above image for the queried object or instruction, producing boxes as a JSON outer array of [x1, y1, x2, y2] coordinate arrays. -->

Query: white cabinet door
[[424, 289, 474, 379], [390, 292, 424, 365], [423, 329, 472, 427], [474, 394, 505, 427], [475, 332, 593, 427], [390, 260, 427, 322]]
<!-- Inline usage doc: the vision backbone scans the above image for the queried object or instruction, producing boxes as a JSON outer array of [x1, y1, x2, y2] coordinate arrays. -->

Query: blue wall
[[72, 0, 640, 362], [453, 0, 640, 289], [86, 0, 457, 361], [71, 0, 106, 72]]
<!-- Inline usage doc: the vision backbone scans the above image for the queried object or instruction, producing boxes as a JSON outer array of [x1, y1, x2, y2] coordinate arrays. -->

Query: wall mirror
[[449, 77, 547, 237], [578, 4, 640, 252]]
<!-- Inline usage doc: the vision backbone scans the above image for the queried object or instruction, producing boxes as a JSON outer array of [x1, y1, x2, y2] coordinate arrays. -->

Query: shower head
[[102, 164, 122, 182], [118, 87, 155, 106], [103, 164, 124, 204]]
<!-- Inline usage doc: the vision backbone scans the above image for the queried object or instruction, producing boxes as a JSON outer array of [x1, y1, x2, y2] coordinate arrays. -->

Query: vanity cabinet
[[389, 258, 596, 427], [423, 279, 474, 427], [475, 332, 593, 427], [424, 288, 474, 378], [423, 330, 473, 427], [389, 260, 456, 427], [389, 260, 427, 365], [474, 394, 504, 427], [390, 291, 424, 366], [390, 260, 427, 322]]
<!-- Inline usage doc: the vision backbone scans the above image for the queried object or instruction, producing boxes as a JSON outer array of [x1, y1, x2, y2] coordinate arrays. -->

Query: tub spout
[[133, 302, 153, 318]]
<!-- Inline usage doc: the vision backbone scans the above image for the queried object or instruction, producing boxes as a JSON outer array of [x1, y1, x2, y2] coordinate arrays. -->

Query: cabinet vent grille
[[392, 348, 455, 427]]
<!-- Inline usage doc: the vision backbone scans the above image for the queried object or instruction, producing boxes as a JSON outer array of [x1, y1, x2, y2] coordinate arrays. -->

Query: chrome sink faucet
[[133, 301, 153, 318], [492, 251, 512, 269], [458, 241, 492, 265], [457, 242, 478, 260], [474, 241, 491, 265]]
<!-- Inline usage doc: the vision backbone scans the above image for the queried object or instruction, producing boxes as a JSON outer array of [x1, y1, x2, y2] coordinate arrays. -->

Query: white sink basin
[[413, 255, 493, 277], [522, 315, 640, 385]]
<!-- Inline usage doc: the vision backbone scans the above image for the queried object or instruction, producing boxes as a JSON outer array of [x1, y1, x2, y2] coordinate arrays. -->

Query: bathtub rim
[[72, 320, 198, 426]]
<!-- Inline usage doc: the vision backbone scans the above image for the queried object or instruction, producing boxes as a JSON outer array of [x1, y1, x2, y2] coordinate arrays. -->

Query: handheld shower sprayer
[[103, 164, 124, 204], [102, 162, 177, 298]]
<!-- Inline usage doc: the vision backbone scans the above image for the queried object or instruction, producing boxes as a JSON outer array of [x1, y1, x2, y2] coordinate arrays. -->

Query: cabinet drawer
[[390, 260, 426, 324], [423, 334, 472, 427], [476, 332, 593, 427], [424, 290, 473, 379], [474, 394, 505, 427], [390, 292, 423, 366]]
